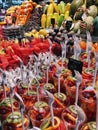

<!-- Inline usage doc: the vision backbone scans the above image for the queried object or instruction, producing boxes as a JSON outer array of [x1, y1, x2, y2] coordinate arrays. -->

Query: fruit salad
[[0, 98, 20, 120], [79, 87, 96, 121], [29, 101, 50, 127], [3, 111, 29, 130]]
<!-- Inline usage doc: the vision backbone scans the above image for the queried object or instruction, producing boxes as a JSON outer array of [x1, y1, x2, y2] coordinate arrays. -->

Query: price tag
[[68, 58, 83, 76]]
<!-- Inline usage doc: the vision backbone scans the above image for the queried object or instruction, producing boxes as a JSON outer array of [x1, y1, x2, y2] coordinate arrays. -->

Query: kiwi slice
[[31, 77, 42, 86], [61, 68, 67, 74], [35, 101, 48, 109], [44, 83, 54, 90], [0, 98, 15, 107], [88, 122, 96, 130], [69, 105, 77, 115], [6, 112, 21, 124], [21, 84, 28, 89], [28, 91, 37, 95], [54, 93, 66, 101], [86, 68, 94, 74], [31, 78, 37, 85], [41, 118, 51, 130]]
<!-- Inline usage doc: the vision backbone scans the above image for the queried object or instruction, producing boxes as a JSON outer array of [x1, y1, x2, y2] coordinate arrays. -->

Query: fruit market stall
[[0, 0, 98, 130]]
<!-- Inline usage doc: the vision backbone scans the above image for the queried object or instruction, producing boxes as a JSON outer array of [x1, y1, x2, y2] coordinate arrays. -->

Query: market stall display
[[0, 0, 98, 130]]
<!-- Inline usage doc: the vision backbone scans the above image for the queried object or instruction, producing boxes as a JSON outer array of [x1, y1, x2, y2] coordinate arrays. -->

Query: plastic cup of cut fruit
[[0, 97, 20, 120], [3, 111, 29, 130], [28, 101, 50, 127], [43, 83, 57, 94], [61, 105, 77, 129], [82, 68, 94, 85], [79, 87, 96, 121], [64, 76, 77, 104], [21, 90, 37, 112], [15, 83, 29, 96], [53, 95, 67, 118], [79, 51, 95, 68], [43, 64, 57, 83], [53, 74, 66, 93], [22, 90, 49, 112], [61, 105, 87, 129]]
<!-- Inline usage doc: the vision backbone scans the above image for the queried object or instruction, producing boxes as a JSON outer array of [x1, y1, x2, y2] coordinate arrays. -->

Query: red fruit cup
[[31, 76, 45, 90], [0, 98, 20, 120], [43, 83, 57, 94], [53, 69, 72, 93], [80, 121, 96, 130], [40, 116, 66, 130], [21, 90, 37, 112], [65, 76, 85, 105], [61, 68, 72, 79], [79, 52, 95, 68], [53, 96, 65, 118], [64, 76, 77, 104], [43, 63, 57, 83], [28, 101, 50, 127], [82, 68, 94, 85], [61, 105, 86, 130], [58, 58, 68, 68], [53, 75, 65, 93], [22, 90, 48, 112], [79, 88, 96, 121], [15, 83, 29, 96], [3, 111, 29, 130]]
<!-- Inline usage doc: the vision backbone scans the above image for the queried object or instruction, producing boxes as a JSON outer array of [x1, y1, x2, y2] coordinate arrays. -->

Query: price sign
[[68, 58, 83, 76]]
